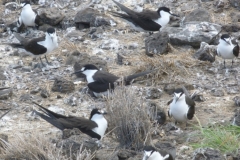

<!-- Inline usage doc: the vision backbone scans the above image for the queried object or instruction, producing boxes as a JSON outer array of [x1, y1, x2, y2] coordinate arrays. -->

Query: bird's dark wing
[[58, 116, 98, 131], [34, 15, 43, 26], [124, 69, 155, 85], [111, 0, 161, 31], [233, 44, 239, 57], [88, 71, 119, 92], [24, 36, 47, 55], [33, 102, 98, 131], [185, 96, 195, 120], [139, 9, 160, 20], [167, 99, 173, 105]]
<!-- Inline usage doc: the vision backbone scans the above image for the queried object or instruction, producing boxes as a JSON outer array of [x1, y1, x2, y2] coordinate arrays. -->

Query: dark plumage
[[33, 102, 107, 140]]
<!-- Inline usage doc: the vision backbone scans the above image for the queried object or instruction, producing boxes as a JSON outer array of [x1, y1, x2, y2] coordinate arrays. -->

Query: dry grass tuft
[[0, 132, 93, 160], [105, 86, 151, 150]]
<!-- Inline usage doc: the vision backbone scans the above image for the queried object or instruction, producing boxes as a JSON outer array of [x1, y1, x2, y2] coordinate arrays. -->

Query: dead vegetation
[[0, 132, 93, 160], [105, 86, 152, 150]]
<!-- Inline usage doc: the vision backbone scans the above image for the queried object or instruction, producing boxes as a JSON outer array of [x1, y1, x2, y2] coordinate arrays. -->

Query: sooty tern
[[143, 146, 173, 160], [74, 64, 155, 97], [33, 102, 108, 140], [111, 0, 179, 32], [17, 1, 42, 29], [217, 34, 239, 68], [8, 27, 58, 66], [168, 88, 195, 126]]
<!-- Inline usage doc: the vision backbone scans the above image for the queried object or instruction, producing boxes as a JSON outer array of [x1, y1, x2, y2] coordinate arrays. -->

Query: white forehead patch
[[224, 38, 230, 41], [81, 67, 85, 71]]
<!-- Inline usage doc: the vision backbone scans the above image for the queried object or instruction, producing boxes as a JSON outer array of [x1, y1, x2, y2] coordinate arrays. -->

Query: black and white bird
[[8, 27, 58, 66], [168, 88, 195, 125], [143, 146, 173, 160], [110, 0, 179, 32], [33, 102, 108, 140], [17, 0, 42, 29], [74, 64, 154, 97], [217, 34, 239, 68]]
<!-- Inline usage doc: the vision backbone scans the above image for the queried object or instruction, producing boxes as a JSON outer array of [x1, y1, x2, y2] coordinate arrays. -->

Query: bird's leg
[[44, 55, 50, 64], [223, 60, 226, 69], [39, 57, 45, 67], [185, 122, 188, 130], [149, 32, 153, 35], [175, 121, 178, 125], [231, 60, 234, 68]]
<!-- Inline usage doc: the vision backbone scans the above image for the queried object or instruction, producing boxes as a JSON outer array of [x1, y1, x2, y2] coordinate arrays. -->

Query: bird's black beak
[[175, 97, 179, 103], [224, 39, 231, 45], [71, 70, 82, 76], [171, 13, 180, 17]]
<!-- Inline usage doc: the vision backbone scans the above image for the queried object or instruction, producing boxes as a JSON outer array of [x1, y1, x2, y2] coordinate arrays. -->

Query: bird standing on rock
[[216, 34, 239, 68], [110, 0, 179, 32]]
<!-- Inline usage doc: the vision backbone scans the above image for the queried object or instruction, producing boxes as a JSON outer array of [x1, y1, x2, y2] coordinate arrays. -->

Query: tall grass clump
[[191, 123, 240, 155], [105, 86, 152, 150], [0, 132, 93, 160]]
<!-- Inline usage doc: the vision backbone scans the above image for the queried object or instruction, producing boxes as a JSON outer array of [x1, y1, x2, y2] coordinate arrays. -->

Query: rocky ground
[[0, 0, 240, 159]]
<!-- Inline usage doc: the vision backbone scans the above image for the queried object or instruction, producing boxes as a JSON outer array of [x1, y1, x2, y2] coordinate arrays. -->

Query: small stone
[[22, 66, 31, 72], [194, 42, 217, 63], [118, 150, 137, 159], [0, 88, 13, 100], [30, 87, 41, 94], [40, 89, 50, 98], [193, 148, 225, 160], [184, 8, 212, 23], [52, 78, 75, 93], [233, 96, 240, 106], [64, 96, 77, 106], [211, 88, 224, 97], [143, 87, 162, 99], [145, 32, 169, 56]]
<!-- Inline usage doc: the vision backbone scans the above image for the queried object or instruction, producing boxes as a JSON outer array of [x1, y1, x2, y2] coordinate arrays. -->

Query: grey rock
[[163, 122, 178, 132], [164, 84, 194, 95], [0, 133, 8, 150], [52, 78, 75, 93], [194, 42, 217, 63], [62, 128, 81, 139], [40, 89, 50, 98], [201, 0, 214, 2], [193, 148, 225, 160], [145, 32, 169, 56], [30, 87, 41, 94], [192, 94, 205, 102], [56, 139, 98, 158], [226, 86, 239, 94], [39, 8, 65, 26], [232, 109, 240, 126], [184, 9, 212, 23], [143, 87, 162, 99], [230, 12, 240, 23], [74, 8, 114, 29], [233, 96, 240, 106], [95, 150, 119, 160], [162, 22, 222, 48], [147, 101, 166, 124], [19, 94, 33, 102], [230, 0, 240, 10], [211, 88, 224, 97], [118, 150, 137, 159], [64, 96, 77, 106], [5, 2, 18, 11], [0, 67, 7, 80], [221, 24, 240, 32], [22, 66, 31, 72], [154, 141, 176, 159], [0, 88, 13, 100]]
